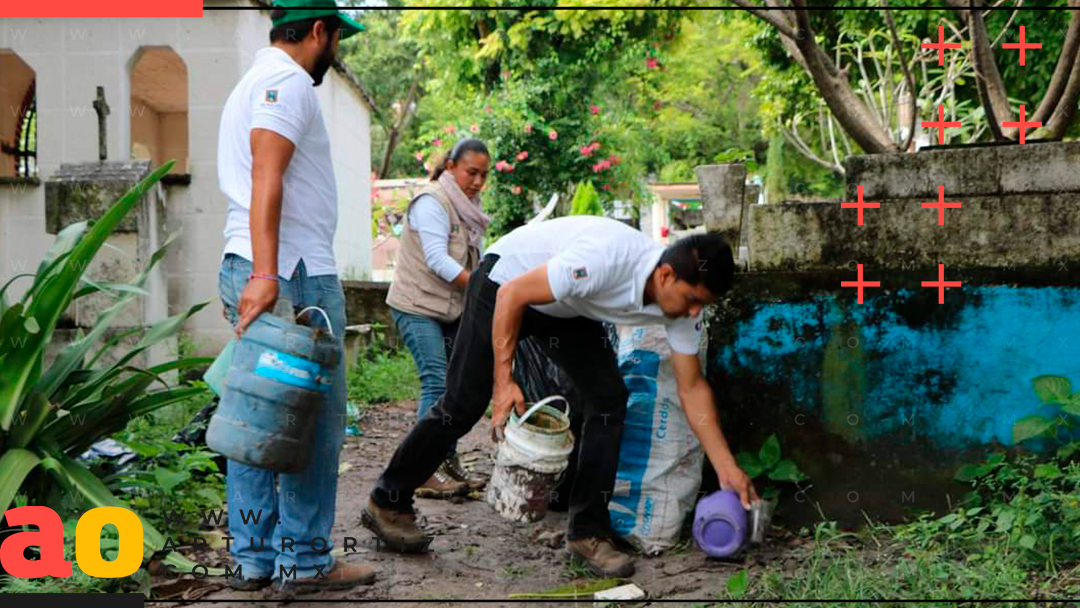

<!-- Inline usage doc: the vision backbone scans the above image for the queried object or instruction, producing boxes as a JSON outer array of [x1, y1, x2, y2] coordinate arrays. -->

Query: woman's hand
[[716, 461, 758, 510], [490, 379, 527, 442]]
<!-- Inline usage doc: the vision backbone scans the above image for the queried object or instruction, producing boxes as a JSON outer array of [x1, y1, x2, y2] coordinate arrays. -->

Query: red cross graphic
[[1002, 104, 1042, 144], [1002, 26, 1041, 66], [922, 26, 962, 67], [922, 104, 962, 145], [841, 264, 880, 304], [922, 186, 962, 226], [841, 185, 880, 226], [922, 264, 962, 304]]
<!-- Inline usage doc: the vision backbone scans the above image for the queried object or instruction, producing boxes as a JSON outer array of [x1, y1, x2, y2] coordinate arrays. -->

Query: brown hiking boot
[[443, 454, 486, 491], [414, 462, 469, 498], [361, 498, 432, 553], [567, 536, 635, 578], [275, 560, 376, 594]]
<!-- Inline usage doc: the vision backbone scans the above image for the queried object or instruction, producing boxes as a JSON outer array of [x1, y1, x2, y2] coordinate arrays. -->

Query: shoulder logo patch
[[573, 267, 588, 280], [265, 89, 279, 103]]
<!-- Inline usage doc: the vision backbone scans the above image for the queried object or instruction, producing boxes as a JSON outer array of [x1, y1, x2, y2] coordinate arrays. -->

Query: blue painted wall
[[707, 285, 1080, 524]]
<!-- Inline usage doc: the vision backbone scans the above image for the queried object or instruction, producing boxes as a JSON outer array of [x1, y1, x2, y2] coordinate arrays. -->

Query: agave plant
[[0, 161, 210, 571]]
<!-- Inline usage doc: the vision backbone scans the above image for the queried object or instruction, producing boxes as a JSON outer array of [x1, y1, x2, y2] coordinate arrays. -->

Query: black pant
[[372, 254, 629, 539]]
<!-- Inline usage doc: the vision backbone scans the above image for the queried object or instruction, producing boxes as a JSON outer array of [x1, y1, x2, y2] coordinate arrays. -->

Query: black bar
[[3, 593, 143, 608]]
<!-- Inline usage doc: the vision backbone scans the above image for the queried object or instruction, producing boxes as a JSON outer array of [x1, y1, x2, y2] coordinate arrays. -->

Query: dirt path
[[149, 400, 789, 607]]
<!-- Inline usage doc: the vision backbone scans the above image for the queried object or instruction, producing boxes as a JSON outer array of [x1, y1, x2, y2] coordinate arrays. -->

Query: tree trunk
[[789, 5, 900, 153], [1044, 43, 1080, 138], [962, 3, 1014, 139], [1032, 2, 1080, 125], [734, 0, 900, 154], [378, 80, 421, 179]]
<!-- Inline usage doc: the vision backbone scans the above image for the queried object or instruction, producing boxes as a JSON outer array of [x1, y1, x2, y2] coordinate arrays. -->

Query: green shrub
[[0, 161, 210, 574]]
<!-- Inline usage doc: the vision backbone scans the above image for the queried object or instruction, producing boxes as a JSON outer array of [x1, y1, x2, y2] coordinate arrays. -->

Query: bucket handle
[[297, 306, 335, 337], [514, 395, 570, 428]]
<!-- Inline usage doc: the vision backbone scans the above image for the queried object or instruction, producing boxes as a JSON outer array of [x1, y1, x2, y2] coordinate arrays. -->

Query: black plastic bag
[[512, 336, 577, 405]]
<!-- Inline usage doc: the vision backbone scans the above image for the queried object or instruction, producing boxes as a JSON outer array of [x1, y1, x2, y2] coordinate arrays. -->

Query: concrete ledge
[[747, 194, 1080, 272], [342, 280, 391, 324], [844, 141, 1080, 200]]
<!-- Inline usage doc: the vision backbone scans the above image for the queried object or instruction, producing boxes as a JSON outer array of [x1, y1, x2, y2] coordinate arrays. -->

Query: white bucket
[[486, 396, 574, 523]]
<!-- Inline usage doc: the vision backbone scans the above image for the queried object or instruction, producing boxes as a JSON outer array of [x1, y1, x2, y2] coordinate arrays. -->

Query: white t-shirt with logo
[[486, 216, 704, 355], [218, 46, 339, 278]]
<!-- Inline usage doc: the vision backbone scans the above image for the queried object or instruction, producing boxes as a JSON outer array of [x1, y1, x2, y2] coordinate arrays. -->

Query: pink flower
[[646, 57, 659, 68], [601, 184, 611, 191], [495, 160, 509, 171], [414, 152, 424, 161], [511, 185, 523, 195], [516, 151, 529, 161], [433, 138, 444, 147], [423, 162, 431, 173], [470, 124, 480, 133], [524, 124, 533, 134], [581, 142, 601, 156], [485, 105, 494, 114], [592, 160, 611, 173], [445, 126, 456, 133], [591, 104, 600, 115], [506, 163, 515, 172], [608, 154, 621, 165], [548, 130, 558, 141]]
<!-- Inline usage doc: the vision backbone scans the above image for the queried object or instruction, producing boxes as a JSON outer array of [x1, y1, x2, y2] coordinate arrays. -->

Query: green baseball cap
[[271, 0, 365, 40]]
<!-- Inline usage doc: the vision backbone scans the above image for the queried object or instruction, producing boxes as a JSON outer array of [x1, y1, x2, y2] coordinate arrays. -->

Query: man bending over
[[362, 215, 756, 577]]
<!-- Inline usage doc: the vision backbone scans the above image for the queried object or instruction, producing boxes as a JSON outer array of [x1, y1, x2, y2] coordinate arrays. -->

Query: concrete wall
[[0, 1, 374, 357], [701, 141, 1080, 526]]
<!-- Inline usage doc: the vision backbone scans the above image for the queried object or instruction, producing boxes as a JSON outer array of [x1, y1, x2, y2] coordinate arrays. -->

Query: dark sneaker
[[567, 536, 635, 578], [228, 574, 272, 591], [444, 455, 486, 491], [274, 561, 376, 594], [361, 498, 432, 553], [414, 462, 469, 499]]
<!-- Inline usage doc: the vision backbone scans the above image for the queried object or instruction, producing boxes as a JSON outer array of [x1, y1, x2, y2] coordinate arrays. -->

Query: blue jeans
[[217, 253, 347, 581], [390, 308, 458, 458]]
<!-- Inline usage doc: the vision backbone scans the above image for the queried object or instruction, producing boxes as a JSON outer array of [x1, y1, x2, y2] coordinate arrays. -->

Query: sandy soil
[[147, 400, 793, 608]]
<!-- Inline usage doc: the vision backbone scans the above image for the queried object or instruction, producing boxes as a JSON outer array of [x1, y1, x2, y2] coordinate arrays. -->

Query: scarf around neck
[[437, 171, 490, 249]]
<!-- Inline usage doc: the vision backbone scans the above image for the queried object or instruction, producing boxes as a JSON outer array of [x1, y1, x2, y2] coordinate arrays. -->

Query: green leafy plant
[[736, 433, 806, 484], [569, 181, 602, 216], [1012, 375, 1080, 444], [0, 161, 211, 573], [947, 450, 1080, 570], [107, 439, 224, 538], [726, 569, 749, 598]]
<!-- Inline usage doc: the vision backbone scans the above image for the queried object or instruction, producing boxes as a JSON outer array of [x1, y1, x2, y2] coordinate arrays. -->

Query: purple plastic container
[[692, 490, 747, 558]]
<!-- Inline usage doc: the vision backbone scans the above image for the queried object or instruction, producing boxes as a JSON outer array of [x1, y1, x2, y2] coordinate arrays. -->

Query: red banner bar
[[1, 1, 202, 18]]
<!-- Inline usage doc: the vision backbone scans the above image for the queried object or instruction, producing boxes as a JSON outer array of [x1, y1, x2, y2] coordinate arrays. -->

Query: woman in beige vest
[[386, 138, 491, 497]]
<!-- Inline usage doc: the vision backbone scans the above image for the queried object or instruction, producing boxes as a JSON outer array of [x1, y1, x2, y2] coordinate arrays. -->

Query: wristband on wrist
[[249, 272, 279, 282]]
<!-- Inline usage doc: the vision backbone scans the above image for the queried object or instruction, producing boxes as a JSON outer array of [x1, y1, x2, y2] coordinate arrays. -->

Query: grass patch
[[347, 346, 419, 407], [702, 449, 1080, 605], [709, 522, 1033, 605]]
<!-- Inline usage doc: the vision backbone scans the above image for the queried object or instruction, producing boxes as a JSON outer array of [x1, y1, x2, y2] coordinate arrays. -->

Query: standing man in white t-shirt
[[216, 0, 375, 594], [364, 216, 757, 578]]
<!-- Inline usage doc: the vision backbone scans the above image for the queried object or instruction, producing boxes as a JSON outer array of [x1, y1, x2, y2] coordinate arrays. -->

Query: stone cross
[[92, 86, 109, 161]]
